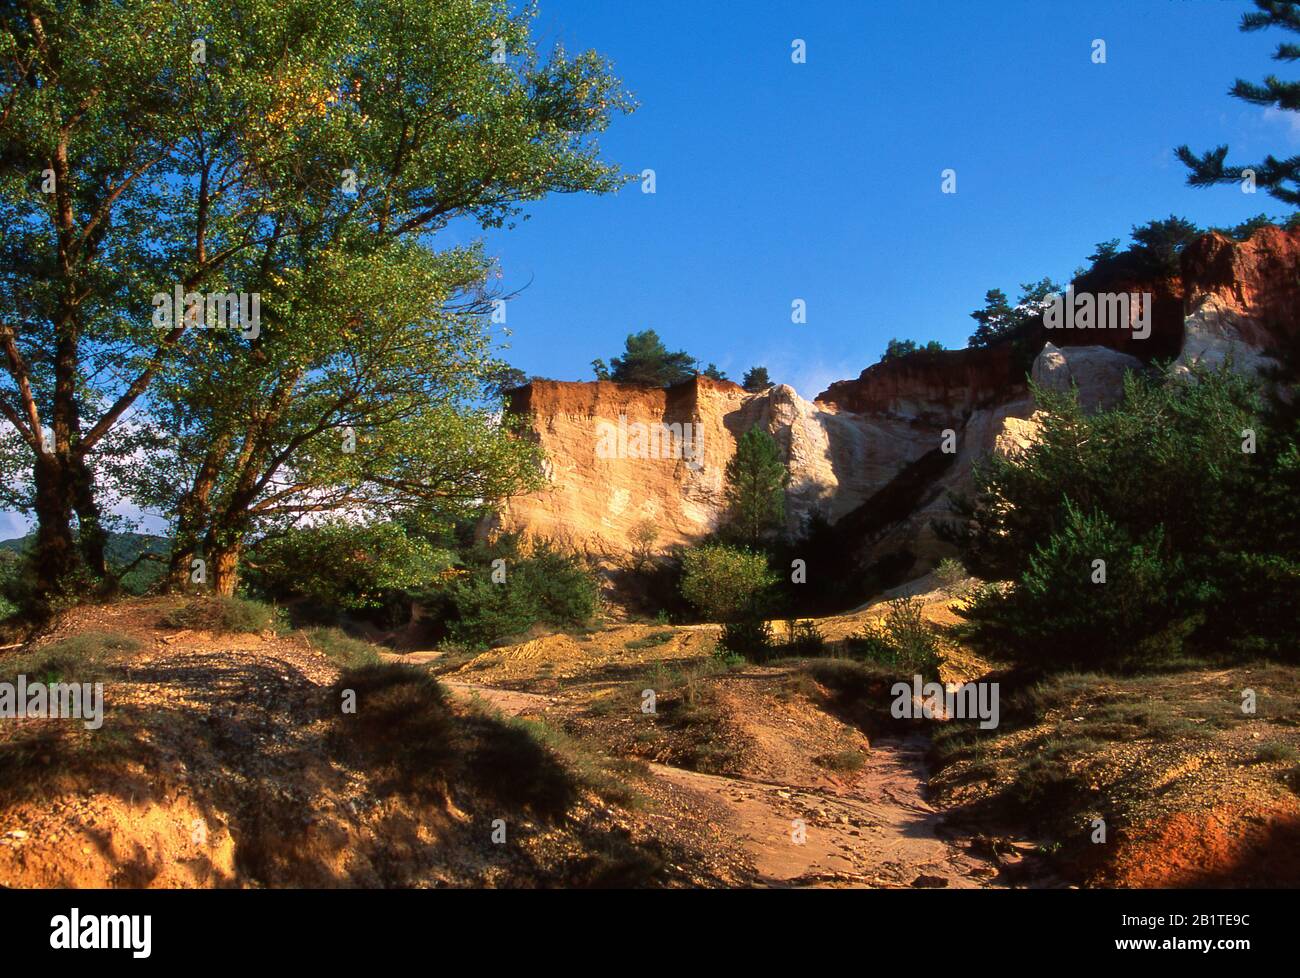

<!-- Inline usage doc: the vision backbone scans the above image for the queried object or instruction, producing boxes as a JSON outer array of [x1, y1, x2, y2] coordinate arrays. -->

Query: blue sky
[[462, 0, 1299, 400], [1, 0, 1293, 542]]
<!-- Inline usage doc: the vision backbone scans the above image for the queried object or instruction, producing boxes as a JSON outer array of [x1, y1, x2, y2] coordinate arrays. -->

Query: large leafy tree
[[140, 240, 547, 594], [1176, 0, 1300, 206], [0, 0, 633, 605]]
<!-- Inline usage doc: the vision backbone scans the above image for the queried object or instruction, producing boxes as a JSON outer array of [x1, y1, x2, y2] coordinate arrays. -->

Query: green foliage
[[595, 329, 696, 386], [0, 0, 632, 599], [3, 632, 142, 685], [0, 549, 21, 620], [1176, 0, 1300, 206], [951, 363, 1299, 668], [783, 619, 826, 656], [741, 366, 773, 392], [881, 338, 944, 361], [723, 428, 789, 548], [438, 536, 600, 647], [967, 279, 1061, 348], [847, 598, 943, 678], [1128, 216, 1202, 276], [1077, 217, 1204, 282], [0, 532, 167, 616], [719, 618, 774, 662], [161, 595, 284, 635], [304, 627, 383, 669], [934, 556, 967, 590], [1087, 239, 1122, 264], [700, 363, 728, 381], [247, 520, 455, 611], [679, 544, 777, 622], [961, 504, 1196, 668]]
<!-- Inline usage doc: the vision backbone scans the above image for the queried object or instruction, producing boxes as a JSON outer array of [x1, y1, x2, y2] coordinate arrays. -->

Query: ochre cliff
[[487, 227, 1300, 584]]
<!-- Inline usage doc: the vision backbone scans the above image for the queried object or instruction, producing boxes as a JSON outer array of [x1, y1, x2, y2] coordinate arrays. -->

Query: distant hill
[[0, 531, 170, 594]]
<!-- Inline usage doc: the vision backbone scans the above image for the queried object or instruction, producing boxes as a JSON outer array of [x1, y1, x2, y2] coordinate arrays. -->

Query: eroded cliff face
[[487, 227, 1300, 582]]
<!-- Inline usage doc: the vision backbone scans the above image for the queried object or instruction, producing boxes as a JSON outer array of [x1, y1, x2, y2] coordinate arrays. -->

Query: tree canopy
[[0, 0, 634, 605], [592, 329, 696, 386]]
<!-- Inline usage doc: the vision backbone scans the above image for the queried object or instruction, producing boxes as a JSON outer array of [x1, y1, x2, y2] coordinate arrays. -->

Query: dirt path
[[443, 679, 1003, 889], [658, 734, 998, 888]]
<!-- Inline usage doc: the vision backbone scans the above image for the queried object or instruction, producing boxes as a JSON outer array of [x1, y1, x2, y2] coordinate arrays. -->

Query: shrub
[[959, 503, 1194, 669], [719, 618, 773, 662], [628, 519, 659, 572], [439, 536, 600, 647], [847, 597, 943, 678], [783, 618, 826, 656], [161, 595, 283, 634], [934, 556, 966, 591], [304, 627, 383, 668], [246, 520, 455, 612], [679, 544, 776, 622], [2, 631, 142, 684], [947, 363, 1299, 668]]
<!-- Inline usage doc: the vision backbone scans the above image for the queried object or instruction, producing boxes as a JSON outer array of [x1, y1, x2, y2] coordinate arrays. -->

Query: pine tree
[[724, 428, 789, 549], [742, 366, 773, 391], [1176, 0, 1300, 205], [968, 281, 1061, 348], [600, 330, 695, 386]]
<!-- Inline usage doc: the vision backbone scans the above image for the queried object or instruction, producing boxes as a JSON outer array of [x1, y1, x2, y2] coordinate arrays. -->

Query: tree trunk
[[31, 453, 79, 602], [71, 455, 107, 580], [166, 435, 231, 592], [210, 543, 242, 597]]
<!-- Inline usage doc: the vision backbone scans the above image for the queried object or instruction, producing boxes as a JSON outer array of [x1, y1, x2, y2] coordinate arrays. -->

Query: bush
[[304, 627, 383, 668], [161, 595, 283, 635], [947, 363, 1299, 668], [783, 618, 826, 656], [2, 631, 142, 684], [719, 618, 773, 662], [439, 536, 600, 648], [679, 544, 776, 622], [934, 556, 966, 591], [959, 502, 1194, 669], [847, 598, 943, 678], [246, 520, 455, 613]]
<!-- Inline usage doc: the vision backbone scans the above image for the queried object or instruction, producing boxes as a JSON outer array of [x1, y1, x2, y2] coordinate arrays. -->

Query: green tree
[[440, 536, 600, 647], [0, 0, 633, 606], [1129, 216, 1202, 276], [598, 329, 695, 386], [724, 428, 789, 548], [881, 338, 943, 362], [950, 364, 1298, 666], [700, 363, 728, 381], [1086, 239, 1122, 264], [140, 241, 548, 595], [679, 544, 777, 622], [1176, 0, 1300, 206], [742, 366, 773, 392], [968, 280, 1060, 348], [967, 289, 1015, 348]]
